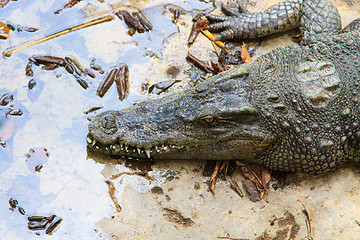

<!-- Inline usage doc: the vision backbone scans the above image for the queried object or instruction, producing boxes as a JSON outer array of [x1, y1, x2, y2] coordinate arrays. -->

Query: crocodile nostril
[[101, 114, 117, 134], [102, 115, 116, 129]]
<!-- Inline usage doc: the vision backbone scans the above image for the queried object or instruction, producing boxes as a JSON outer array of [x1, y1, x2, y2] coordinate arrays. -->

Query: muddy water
[[0, 0, 360, 239]]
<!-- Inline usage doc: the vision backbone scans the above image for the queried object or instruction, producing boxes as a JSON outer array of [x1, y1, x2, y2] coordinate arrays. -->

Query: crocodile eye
[[101, 114, 117, 134], [202, 116, 215, 123]]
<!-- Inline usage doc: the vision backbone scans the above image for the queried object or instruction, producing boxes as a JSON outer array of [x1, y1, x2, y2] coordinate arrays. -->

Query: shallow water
[[0, 0, 360, 239], [0, 0, 215, 239]]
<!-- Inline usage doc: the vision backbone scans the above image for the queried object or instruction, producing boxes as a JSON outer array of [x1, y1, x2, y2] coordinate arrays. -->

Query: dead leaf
[[114, 64, 129, 101], [186, 52, 215, 73], [238, 163, 264, 193], [241, 42, 252, 63], [54, 0, 83, 14], [209, 160, 222, 194], [302, 204, 314, 239], [261, 166, 272, 190], [229, 178, 243, 197], [242, 179, 261, 202], [148, 80, 181, 95]]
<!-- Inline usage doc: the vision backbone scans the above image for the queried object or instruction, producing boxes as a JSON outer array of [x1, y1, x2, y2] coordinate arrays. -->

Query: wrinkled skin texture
[[88, 0, 360, 174]]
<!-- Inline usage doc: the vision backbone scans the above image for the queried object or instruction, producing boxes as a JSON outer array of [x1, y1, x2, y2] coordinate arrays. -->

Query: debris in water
[[148, 80, 181, 95], [3, 15, 114, 57], [25, 147, 50, 173], [114, 64, 129, 101], [54, 0, 84, 14]]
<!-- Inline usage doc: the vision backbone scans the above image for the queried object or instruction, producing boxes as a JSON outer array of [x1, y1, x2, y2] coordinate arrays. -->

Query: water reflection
[[0, 0, 214, 238]]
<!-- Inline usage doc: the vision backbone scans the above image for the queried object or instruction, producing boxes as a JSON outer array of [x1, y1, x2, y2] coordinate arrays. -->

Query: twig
[[105, 180, 122, 213], [3, 15, 114, 58], [302, 204, 314, 239]]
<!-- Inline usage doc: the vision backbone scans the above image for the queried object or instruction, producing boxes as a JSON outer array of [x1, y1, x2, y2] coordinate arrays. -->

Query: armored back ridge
[[247, 34, 360, 173], [88, 0, 360, 174]]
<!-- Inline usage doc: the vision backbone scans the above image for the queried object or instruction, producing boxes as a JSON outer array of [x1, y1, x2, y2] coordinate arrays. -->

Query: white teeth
[[125, 144, 128, 152], [155, 146, 158, 150], [92, 140, 97, 146], [145, 149, 151, 158], [120, 144, 124, 150], [137, 147, 141, 155], [87, 137, 92, 144]]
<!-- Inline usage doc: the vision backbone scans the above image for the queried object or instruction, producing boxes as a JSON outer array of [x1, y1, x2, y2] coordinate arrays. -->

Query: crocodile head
[[87, 63, 275, 161]]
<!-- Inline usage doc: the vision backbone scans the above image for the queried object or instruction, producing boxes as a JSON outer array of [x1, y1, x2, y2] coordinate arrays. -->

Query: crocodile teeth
[[87, 137, 92, 144], [92, 140, 97, 146], [145, 149, 151, 158], [137, 147, 141, 155], [124, 144, 128, 152]]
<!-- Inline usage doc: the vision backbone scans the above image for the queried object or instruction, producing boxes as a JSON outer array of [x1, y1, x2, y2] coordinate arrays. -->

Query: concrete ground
[[0, 0, 360, 239]]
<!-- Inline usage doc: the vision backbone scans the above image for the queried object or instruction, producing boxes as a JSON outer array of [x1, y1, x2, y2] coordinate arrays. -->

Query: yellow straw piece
[[3, 15, 114, 58]]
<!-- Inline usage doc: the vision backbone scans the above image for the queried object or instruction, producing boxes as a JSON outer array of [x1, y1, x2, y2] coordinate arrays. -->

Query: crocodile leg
[[206, 0, 341, 44]]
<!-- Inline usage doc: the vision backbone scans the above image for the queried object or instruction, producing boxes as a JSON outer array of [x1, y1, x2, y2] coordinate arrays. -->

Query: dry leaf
[[242, 179, 261, 202], [260, 166, 272, 190], [239, 164, 264, 192], [241, 42, 252, 63], [303, 204, 314, 239], [229, 178, 243, 197], [186, 52, 215, 73], [114, 64, 129, 101], [209, 160, 222, 194]]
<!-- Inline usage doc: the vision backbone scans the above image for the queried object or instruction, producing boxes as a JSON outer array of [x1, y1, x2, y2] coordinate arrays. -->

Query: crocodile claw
[[205, 2, 248, 41], [205, 15, 239, 41]]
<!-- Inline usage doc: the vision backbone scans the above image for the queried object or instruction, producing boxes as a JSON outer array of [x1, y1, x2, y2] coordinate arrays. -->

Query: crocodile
[[87, 0, 360, 174]]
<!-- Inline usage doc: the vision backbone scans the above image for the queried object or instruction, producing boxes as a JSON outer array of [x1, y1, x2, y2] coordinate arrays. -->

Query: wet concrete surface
[[0, 0, 360, 239]]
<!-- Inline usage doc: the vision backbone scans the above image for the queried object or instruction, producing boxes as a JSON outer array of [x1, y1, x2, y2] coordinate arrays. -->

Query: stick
[[3, 15, 114, 58]]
